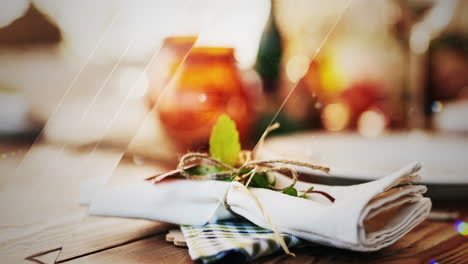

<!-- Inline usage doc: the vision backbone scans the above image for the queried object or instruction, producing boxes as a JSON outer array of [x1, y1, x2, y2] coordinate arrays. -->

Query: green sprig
[[209, 114, 241, 166], [179, 114, 334, 201]]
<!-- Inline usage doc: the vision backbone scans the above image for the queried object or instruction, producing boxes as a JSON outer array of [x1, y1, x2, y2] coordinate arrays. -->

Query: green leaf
[[209, 114, 241, 166], [238, 167, 252, 175], [218, 176, 236, 182], [298, 186, 314, 198], [282, 187, 298, 197], [186, 165, 220, 176], [250, 173, 270, 189]]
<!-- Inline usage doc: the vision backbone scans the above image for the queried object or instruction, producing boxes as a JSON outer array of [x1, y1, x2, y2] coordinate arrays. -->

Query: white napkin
[[82, 163, 431, 252]]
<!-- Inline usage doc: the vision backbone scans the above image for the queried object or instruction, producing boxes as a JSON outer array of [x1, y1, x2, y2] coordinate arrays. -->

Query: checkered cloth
[[180, 219, 303, 263]]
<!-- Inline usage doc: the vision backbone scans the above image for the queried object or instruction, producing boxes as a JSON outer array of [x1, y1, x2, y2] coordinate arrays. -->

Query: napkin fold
[[82, 163, 431, 252]]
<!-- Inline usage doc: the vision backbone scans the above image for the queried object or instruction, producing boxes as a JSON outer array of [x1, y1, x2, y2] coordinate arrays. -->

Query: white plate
[[258, 132, 468, 199]]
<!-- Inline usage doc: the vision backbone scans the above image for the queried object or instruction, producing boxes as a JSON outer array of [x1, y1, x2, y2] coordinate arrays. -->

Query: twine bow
[[146, 151, 332, 257], [145, 123, 333, 257]]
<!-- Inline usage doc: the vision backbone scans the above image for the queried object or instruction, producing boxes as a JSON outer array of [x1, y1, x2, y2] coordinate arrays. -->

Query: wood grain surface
[[1, 143, 467, 264], [60, 206, 468, 264]]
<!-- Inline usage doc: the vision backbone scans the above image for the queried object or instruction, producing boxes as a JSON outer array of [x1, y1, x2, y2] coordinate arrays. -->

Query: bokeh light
[[454, 220, 468, 236], [1, 150, 23, 159], [198, 93, 208, 103], [429, 261, 439, 264], [314, 101, 323, 110], [322, 103, 350, 132], [431, 101, 444, 113], [358, 109, 387, 137]]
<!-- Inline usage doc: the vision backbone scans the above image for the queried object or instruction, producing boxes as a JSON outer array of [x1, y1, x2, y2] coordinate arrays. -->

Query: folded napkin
[[82, 163, 431, 252], [181, 219, 302, 263]]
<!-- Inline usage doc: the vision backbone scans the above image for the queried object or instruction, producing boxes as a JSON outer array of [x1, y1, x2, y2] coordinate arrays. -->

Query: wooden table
[[1, 142, 467, 264]]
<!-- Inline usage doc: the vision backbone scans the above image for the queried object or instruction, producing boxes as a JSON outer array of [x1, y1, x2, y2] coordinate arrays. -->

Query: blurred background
[[1, 2, 467, 262], [1, 0, 467, 150], [0, 0, 467, 188]]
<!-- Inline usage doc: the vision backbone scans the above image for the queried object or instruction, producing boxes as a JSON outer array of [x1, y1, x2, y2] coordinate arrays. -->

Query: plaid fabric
[[181, 219, 302, 263]]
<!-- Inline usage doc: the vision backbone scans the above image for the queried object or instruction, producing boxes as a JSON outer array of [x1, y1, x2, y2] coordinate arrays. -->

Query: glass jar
[[146, 36, 198, 108], [157, 46, 256, 149]]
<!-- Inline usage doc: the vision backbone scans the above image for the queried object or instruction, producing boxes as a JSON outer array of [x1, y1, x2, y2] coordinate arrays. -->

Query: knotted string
[[146, 152, 331, 257], [145, 123, 331, 257], [149, 152, 329, 191]]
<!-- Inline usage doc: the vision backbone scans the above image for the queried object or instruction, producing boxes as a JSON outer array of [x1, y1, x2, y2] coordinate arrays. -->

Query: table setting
[[1, 0, 467, 263]]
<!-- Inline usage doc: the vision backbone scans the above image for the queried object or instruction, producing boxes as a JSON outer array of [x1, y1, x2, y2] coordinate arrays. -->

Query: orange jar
[[157, 46, 255, 149], [146, 36, 197, 107]]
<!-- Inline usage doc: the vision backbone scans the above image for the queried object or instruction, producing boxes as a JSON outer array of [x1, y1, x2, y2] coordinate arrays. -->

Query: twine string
[[168, 152, 330, 257], [145, 123, 331, 257]]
